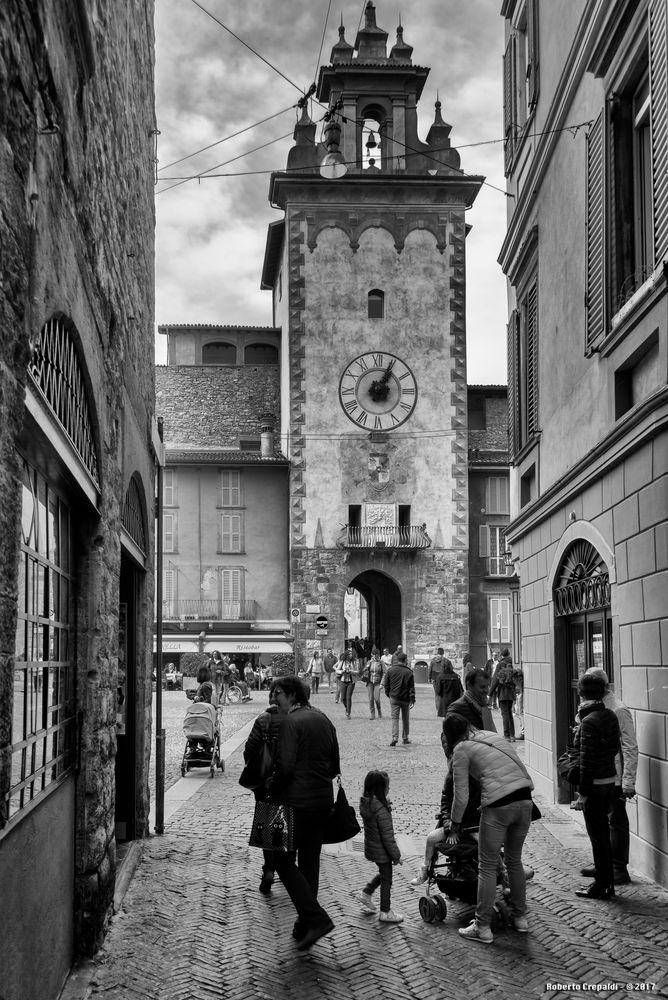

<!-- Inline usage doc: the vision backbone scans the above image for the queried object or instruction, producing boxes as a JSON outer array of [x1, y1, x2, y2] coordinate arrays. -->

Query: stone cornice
[[269, 172, 484, 214]]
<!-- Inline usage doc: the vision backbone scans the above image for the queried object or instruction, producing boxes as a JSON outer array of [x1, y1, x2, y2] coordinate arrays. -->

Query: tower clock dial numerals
[[338, 352, 418, 430]]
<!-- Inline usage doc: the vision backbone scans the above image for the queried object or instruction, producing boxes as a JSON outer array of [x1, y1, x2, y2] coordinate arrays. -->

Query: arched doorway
[[346, 570, 402, 653], [553, 540, 611, 800]]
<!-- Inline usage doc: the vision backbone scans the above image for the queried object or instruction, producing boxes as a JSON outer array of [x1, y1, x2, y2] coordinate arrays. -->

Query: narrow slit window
[[368, 289, 385, 319]]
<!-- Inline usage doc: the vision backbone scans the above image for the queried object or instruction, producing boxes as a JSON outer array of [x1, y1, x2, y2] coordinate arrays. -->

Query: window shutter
[[503, 37, 516, 174], [527, 0, 540, 108], [479, 525, 490, 558], [486, 478, 497, 514], [507, 309, 520, 461], [650, 0, 668, 265], [585, 111, 606, 348], [221, 569, 242, 603], [525, 280, 539, 438], [222, 514, 242, 552]]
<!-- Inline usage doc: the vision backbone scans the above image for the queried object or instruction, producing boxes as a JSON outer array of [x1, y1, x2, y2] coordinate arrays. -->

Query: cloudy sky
[[154, 0, 509, 384]]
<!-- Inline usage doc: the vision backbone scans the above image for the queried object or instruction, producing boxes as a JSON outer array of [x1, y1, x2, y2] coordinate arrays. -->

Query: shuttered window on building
[[221, 568, 242, 604], [503, 36, 516, 174], [527, 0, 540, 108], [586, 111, 606, 350], [650, 0, 668, 265], [489, 597, 511, 643], [507, 310, 520, 461], [486, 476, 510, 514], [525, 279, 539, 439], [221, 513, 243, 553]]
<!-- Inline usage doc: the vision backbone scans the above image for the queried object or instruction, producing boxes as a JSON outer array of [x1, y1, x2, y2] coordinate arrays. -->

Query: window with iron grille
[[7, 458, 76, 824], [122, 473, 146, 555], [28, 317, 99, 488]]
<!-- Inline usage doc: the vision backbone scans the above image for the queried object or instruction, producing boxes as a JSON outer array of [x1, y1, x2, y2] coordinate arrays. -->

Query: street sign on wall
[[315, 615, 328, 632], [291, 608, 301, 623]]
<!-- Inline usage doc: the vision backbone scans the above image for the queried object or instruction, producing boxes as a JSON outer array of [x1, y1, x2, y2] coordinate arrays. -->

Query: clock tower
[[262, 2, 483, 663]]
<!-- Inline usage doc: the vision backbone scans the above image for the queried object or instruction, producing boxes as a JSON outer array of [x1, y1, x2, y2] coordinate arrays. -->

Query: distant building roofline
[[157, 324, 280, 334]]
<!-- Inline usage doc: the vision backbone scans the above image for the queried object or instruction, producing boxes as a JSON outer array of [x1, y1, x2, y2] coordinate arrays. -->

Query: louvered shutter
[[222, 514, 242, 552], [503, 37, 515, 174], [507, 310, 520, 461], [650, 0, 668, 264], [479, 525, 490, 558], [486, 477, 498, 514], [527, 0, 540, 108], [585, 111, 606, 349], [222, 568, 241, 602], [525, 280, 539, 438]]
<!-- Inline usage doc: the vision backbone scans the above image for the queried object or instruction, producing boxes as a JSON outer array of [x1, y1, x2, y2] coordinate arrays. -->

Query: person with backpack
[[489, 648, 517, 741]]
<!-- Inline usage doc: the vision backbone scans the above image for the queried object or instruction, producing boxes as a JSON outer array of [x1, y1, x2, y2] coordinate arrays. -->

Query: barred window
[[8, 459, 76, 824]]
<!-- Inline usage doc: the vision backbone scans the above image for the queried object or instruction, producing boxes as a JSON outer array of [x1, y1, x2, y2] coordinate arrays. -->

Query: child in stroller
[[181, 682, 224, 777]]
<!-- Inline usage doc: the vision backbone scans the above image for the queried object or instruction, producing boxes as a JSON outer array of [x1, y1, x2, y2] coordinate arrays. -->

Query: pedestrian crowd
[[233, 641, 637, 952]]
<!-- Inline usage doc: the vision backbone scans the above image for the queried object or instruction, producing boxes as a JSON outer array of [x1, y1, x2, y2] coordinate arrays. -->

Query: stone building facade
[[261, 4, 483, 665], [468, 387, 515, 666], [155, 326, 291, 667], [500, 0, 668, 884], [0, 4, 156, 998]]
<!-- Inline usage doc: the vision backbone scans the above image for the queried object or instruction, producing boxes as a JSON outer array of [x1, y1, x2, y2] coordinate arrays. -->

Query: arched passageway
[[346, 570, 402, 653]]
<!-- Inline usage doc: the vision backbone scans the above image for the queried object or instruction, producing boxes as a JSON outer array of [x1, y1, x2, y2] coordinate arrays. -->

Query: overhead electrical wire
[[157, 130, 295, 195], [158, 103, 298, 172]]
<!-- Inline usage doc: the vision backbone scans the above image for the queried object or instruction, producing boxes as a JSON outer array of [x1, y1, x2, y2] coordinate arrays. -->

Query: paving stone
[[63, 689, 667, 1000]]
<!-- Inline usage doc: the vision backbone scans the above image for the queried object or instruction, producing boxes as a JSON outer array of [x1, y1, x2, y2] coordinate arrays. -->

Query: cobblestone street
[[65, 687, 667, 1000]]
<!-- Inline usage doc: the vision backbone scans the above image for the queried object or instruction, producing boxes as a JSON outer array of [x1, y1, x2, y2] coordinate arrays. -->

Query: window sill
[[594, 262, 667, 359]]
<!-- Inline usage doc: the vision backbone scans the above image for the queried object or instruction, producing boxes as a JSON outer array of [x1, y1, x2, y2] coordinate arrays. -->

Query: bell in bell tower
[[262, 2, 484, 665]]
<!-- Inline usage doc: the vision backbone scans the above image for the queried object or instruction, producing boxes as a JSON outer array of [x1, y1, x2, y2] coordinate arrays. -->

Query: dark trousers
[[340, 680, 355, 715], [608, 786, 630, 870], [499, 700, 515, 739], [583, 784, 617, 889], [364, 861, 393, 912], [273, 807, 331, 928]]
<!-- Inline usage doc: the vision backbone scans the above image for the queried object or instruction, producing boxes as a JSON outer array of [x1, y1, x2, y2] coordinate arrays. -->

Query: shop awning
[[154, 637, 293, 655]]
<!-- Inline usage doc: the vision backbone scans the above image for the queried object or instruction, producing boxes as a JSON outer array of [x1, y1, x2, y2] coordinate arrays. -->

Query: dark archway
[[347, 570, 402, 653]]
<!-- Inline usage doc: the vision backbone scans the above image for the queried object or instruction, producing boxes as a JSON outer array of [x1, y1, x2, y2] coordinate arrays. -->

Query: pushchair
[[181, 700, 224, 778], [415, 825, 513, 930]]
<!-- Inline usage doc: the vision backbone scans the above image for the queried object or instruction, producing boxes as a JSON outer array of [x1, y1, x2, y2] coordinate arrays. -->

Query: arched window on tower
[[202, 341, 236, 365], [368, 289, 385, 319], [244, 343, 279, 365]]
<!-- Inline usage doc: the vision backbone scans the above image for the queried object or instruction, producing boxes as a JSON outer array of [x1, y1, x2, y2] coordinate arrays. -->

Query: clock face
[[338, 352, 418, 430]]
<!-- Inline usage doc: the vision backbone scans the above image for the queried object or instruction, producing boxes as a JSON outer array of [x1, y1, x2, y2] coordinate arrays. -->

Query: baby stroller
[[415, 825, 512, 930], [181, 700, 224, 778]]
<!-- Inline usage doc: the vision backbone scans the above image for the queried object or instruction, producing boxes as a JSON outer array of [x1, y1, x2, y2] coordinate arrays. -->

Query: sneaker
[[357, 891, 377, 912], [389, 740, 397, 747], [379, 910, 404, 923], [458, 920, 493, 944], [511, 915, 529, 933], [410, 866, 429, 886]]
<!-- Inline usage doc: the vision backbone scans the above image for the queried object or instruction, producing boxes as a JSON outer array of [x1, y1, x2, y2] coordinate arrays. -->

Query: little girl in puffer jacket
[[357, 770, 403, 923]]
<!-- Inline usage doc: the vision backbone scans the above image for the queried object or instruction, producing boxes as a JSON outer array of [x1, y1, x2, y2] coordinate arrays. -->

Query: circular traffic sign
[[315, 615, 328, 629]]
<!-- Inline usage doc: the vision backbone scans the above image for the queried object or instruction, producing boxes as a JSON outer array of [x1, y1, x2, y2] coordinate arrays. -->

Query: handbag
[[530, 800, 542, 821], [248, 799, 295, 852], [557, 746, 580, 786], [322, 777, 361, 844], [239, 715, 275, 790], [469, 733, 542, 821]]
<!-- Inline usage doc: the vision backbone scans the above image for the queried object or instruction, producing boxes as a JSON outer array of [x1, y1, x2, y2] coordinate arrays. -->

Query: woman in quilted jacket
[[572, 672, 621, 900], [357, 770, 404, 924]]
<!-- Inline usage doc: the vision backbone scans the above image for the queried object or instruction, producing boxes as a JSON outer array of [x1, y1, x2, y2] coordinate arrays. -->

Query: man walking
[[579, 667, 638, 885], [270, 676, 341, 950], [384, 652, 415, 746], [443, 668, 496, 755], [323, 648, 338, 690]]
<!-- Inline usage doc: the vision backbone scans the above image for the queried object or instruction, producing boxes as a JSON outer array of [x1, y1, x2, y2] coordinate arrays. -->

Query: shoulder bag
[[239, 715, 275, 791], [557, 745, 580, 787], [249, 800, 295, 852], [322, 777, 361, 844]]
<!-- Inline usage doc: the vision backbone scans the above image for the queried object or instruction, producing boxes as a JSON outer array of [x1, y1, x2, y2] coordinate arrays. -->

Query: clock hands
[[368, 359, 395, 402]]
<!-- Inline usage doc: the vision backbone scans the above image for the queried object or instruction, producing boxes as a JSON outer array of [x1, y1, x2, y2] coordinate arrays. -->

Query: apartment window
[[490, 597, 511, 643], [586, 2, 668, 346], [479, 525, 510, 577], [202, 341, 236, 365], [368, 289, 385, 319], [486, 477, 510, 515], [10, 459, 76, 822], [508, 276, 539, 460], [163, 512, 177, 553], [163, 468, 177, 507], [220, 568, 243, 604], [163, 568, 177, 618], [503, 0, 539, 174], [220, 513, 243, 553], [220, 470, 241, 507]]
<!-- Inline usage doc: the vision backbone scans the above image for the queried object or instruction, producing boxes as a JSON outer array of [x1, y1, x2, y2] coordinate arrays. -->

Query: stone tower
[[262, 2, 482, 663]]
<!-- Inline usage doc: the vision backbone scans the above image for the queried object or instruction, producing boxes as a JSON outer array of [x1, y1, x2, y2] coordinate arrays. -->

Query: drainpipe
[[154, 417, 165, 835]]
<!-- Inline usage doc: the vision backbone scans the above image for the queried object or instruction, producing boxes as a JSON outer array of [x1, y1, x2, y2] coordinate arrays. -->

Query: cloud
[[155, 0, 509, 383]]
